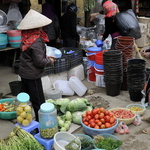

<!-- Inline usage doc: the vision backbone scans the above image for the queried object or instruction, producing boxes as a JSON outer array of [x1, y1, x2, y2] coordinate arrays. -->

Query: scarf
[[22, 29, 49, 51], [103, 0, 119, 18]]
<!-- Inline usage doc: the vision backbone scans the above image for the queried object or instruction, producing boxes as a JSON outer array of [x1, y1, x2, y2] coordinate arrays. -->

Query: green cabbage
[[72, 106, 93, 125], [67, 98, 90, 112], [46, 98, 70, 113]]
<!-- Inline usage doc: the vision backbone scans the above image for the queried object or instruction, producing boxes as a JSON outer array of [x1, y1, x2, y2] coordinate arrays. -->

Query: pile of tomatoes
[[82, 107, 116, 129]]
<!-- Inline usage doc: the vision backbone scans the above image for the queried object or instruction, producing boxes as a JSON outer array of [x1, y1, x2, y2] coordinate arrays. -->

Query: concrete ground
[[1, 49, 150, 149]]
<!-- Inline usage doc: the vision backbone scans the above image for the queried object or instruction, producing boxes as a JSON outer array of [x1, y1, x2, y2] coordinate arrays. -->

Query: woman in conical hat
[[18, 9, 55, 122]]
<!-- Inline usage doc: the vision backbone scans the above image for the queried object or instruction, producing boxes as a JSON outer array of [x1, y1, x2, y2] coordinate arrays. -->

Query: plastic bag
[[115, 9, 141, 39]]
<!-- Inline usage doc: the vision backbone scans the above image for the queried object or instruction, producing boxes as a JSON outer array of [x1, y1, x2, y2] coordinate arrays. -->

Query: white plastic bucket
[[95, 74, 105, 87], [68, 76, 87, 97]]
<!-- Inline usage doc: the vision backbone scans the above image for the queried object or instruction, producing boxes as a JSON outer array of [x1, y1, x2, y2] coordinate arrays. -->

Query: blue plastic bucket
[[95, 63, 104, 69], [88, 60, 95, 67], [87, 47, 102, 54]]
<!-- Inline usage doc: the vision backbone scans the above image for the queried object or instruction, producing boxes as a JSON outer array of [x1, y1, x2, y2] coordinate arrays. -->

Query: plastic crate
[[43, 47, 83, 75], [54, 55, 70, 74], [60, 47, 83, 69], [43, 65, 54, 76], [43, 55, 70, 75]]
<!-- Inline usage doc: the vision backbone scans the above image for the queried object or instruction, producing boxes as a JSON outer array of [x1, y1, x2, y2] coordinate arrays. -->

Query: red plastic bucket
[[87, 67, 96, 82], [86, 53, 95, 61], [95, 50, 108, 65]]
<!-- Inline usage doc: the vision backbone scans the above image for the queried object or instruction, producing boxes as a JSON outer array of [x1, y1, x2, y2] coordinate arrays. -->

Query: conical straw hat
[[17, 9, 52, 30]]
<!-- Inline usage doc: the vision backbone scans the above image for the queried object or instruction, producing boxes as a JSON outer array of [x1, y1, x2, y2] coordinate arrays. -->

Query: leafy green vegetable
[[94, 136, 122, 150], [72, 111, 83, 125], [46, 98, 70, 113], [80, 138, 93, 149], [72, 106, 93, 125], [65, 137, 81, 150], [67, 98, 90, 112]]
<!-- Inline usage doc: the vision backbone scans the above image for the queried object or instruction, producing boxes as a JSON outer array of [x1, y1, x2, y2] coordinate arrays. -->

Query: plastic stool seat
[[34, 133, 54, 150], [15, 120, 40, 133]]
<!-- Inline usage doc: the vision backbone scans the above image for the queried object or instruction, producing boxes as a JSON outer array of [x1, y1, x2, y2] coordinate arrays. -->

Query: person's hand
[[89, 12, 100, 22], [47, 56, 56, 64]]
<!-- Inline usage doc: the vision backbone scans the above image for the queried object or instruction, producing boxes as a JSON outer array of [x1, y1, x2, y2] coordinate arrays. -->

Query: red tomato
[[84, 121, 89, 126], [99, 107, 105, 113], [95, 119, 99, 123], [105, 110, 110, 116], [94, 125, 99, 129], [82, 118, 86, 122], [100, 124, 105, 129], [82, 114, 86, 118], [86, 111, 92, 115], [89, 119, 95, 124], [97, 121, 102, 126], [87, 115, 92, 120], [94, 114, 99, 119], [92, 108, 99, 115], [105, 115, 110, 122], [110, 117, 116, 124], [99, 113, 105, 119], [88, 124, 91, 127], [100, 118, 105, 123], [105, 122, 111, 128], [90, 122, 96, 128]]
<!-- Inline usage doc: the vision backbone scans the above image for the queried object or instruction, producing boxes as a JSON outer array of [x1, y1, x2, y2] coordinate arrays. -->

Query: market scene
[[1, 0, 150, 149]]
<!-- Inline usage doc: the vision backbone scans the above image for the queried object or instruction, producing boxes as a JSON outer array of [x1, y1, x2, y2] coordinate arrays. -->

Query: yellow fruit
[[20, 111, 27, 118], [16, 107, 23, 115], [26, 114, 32, 120], [17, 116, 23, 124], [22, 119, 30, 126], [24, 105, 32, 112]]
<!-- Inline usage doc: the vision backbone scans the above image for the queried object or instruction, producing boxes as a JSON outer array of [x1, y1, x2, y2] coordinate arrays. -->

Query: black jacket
[[60, 10, 78, 39], [103, 16, 118, 40], [19, 38, 52, 80]]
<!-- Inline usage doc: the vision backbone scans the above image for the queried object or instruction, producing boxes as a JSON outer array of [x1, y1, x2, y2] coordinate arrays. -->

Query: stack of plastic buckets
[[87, 47, 102, 82], [94, 50, 108, 87], [103, 50, 123, 96], [127, 59, 146, 101], [7, 30, 22, 48]]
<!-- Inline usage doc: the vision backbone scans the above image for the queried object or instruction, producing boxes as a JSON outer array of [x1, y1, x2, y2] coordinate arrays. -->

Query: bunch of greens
[[0, 125, 44, 150], [94, 135, 122, 150], [65, 137, 81, 150]]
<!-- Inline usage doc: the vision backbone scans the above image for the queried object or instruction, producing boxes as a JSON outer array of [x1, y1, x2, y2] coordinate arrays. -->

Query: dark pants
[[63, 38, 76, 47], [21, 77, 45, 121]]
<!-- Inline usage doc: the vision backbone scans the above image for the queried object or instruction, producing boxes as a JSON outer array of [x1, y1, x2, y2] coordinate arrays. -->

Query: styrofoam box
[[135, 35, 149, 48], [67, 64, 85, 81], [137, 16, 150, 24]]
